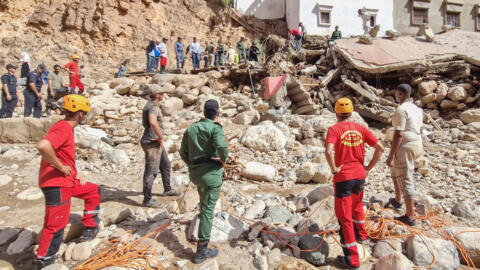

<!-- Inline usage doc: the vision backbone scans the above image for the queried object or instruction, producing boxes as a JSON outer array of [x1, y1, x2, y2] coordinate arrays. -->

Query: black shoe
[[192, 242, 219, 264], [34, 256, 55, 270], [162, 189, 180, 197], [142, 199, 162, 208], [388, 198, 403, 212], [336, 256, 360, 270], [79, 226, 99, 242], [395, 215, 417, 226]]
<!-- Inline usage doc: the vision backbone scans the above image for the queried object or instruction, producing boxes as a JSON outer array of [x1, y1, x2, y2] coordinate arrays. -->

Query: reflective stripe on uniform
[[353, 219, 364, 224], [84, 209, 102, 215], [342, 242, 357, 248]]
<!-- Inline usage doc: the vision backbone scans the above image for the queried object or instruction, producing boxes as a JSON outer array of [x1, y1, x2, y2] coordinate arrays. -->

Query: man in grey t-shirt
[[141, 86, 180, 208]]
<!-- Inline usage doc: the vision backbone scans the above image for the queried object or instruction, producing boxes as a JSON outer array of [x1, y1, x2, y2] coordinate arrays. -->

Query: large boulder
[[232, 110, 260, 125], [312, 163, 331, 184], [262, 206, 293, 225], [306, 185, 334, 205], [172, 74, 208, 89], [447, 86, 467, 102], [103, 149, 130, 166], [7, 229, 34, 255], [151, 74, 177, 84], [406, 235, 459, 270], [187, 212, 247, 243], [445, 227, 480, 266], [240, 121, 286, 152], [375, 252, 414, 270], [110, 77, 135, 95], [160, 97, 183, 116], [296, 162, 316, 183], [419, 80, 437, 96], [460, 108, 480, 124], [0, 116, 62, 143], [298, 234, 329, 266], [242, 162, 276, 182], [452, 201, 479, 220]]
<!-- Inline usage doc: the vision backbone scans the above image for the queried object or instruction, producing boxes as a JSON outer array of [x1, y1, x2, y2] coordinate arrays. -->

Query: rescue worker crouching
[[180, 99, 228, 264], [325, 98, 384, 269], [34, 95, 101, 269]]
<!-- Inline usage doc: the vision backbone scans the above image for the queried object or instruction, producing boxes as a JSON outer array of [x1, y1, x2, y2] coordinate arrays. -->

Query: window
[[315, 4, 333, 27], [446, 12, 460, 27], [369, 16, 376, 27], [412, 8, 428, 25], [320, 12, 330, 24]]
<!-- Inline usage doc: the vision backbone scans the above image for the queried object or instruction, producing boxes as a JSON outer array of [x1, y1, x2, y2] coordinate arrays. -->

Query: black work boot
[[142, 199, 162, 208], [34, 256, 55, 270], [192, 241, 219, 264], [79, 226, 99, 242], [387, 198, 403, 213]]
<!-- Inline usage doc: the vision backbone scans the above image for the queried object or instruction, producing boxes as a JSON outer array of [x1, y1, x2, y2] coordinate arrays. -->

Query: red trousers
[[69, 76, 84, 94], [334, 179, 367, 267], [160, 57, 167, 67], [36, 181, 100, 259]]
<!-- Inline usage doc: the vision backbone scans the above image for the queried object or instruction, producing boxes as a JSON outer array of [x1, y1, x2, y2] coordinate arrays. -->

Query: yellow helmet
[[72, 54, 80, 60], [62, 94, 91, 112], [335, 98, 354, 114]]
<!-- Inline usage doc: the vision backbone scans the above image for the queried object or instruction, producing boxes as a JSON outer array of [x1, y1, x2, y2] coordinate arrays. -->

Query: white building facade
[[235, 0, 394, 37]]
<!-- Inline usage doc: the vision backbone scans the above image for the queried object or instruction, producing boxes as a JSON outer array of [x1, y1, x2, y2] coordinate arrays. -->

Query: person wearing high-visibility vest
[[325, 98, 384, 269]]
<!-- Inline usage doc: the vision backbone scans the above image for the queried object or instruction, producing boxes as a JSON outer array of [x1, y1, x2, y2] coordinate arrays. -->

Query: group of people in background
[[145, 36, 260, 73], [0, 54, 86, 119], [289, 22, 343, 51]]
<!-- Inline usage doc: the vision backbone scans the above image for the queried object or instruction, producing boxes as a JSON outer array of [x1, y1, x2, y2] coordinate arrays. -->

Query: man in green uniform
[[237, 37, 246, 62], [331, 25, 342, 41], [216, 42, 225, 66], [180, 99, 228, 264]]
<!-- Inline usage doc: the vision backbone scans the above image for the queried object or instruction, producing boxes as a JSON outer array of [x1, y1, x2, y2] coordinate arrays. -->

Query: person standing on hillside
[[19, 52, 30, 86], [159, 37, 168, 74], [175, 37, 185, 69], [180, 99, 228, 264], [289, 28, 302, 50], [46, 65, 69, 116], [64, 55, 84, 94], [34, 95, 101, 269], [216, 41, 225, 66], [249, 41, 259, 62], [188, 37, 202, 70], [154, 40, 161, 72], [206, 41, 215, 67], [386, 84, 424, 226], [146, 41, 156, 73], [331, 25, 342, 41], [117, 60, 129, 78], [299, 22, 307, 43], [325, 98, 384, 270], [237, 37, 246, 62], [0, 64, 20, 118], [24, 64, 46, 118], [140, 87, 180, 208]]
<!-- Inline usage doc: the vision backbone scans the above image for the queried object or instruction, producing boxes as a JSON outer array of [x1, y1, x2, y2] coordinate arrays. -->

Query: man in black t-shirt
[[0, 64, 20, 118], [140, 86, 180, 208], [24, 64, 46, 118]]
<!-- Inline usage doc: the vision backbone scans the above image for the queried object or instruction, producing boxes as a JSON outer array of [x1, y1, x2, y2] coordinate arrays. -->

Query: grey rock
[[197, 259, 219, 270], [247, 222, 267, 241], [306, 185, 333, 205], [41, 263, 69, 270], [452, 201, 480, 220], [261, 227, 296, 249], [242, 162, 276, 182], [375, 252, 413, 270], [72, 241, 92, 261], [406, 235, 459, 270], [244, 200, 267, 220], [16, 187, 43, 200], [374, 239, 402, 258], [188, 212, 247, 243], [253, 254, 268, 270], [445, 227, 480, 266], [369, 193, 391, 207], [262, 206, 293, 225], [298, 234, 329, 266], [267, 248, 282, 266], [0, 175, 13, 186], [103, 149, 130, 166], [6, 229, 34, 255], [0, 228, 19, 246], [293, 197, 309, 213]]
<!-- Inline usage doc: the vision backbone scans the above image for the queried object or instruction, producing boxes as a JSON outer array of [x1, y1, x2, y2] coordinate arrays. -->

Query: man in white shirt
[[386, 83, 424, 226], [159, 38, 168, 74], [188, 37, 202, 69]]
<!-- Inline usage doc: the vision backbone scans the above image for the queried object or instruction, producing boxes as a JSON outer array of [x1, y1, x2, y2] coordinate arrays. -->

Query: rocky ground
[[0, 72, 479, 270]]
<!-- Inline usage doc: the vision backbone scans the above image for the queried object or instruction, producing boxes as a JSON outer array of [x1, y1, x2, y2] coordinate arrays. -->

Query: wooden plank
[[319, 68, 341, 87], [344, 79, 379, 102]]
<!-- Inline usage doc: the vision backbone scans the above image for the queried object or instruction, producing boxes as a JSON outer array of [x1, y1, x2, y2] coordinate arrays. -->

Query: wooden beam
[[344, 79, 379, 102]]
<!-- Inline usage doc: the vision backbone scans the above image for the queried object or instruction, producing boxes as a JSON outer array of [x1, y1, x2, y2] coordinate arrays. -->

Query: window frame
[[445, 11, 461, 27], [316, 5, 333, 27], [411, 7, 429, 26]]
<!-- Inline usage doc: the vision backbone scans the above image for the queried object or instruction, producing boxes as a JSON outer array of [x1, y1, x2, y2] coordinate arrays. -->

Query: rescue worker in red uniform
[[64, 55, 84, 94], [325, 98, 384, 269], [34, 94, 100, 269]]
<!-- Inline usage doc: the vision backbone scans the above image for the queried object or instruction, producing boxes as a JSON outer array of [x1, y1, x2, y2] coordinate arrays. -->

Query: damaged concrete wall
[[299, 0, 393, 36], [236, 0, 285, 19]]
